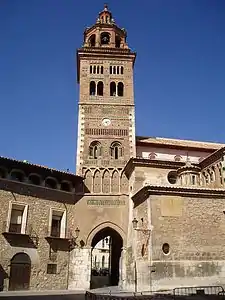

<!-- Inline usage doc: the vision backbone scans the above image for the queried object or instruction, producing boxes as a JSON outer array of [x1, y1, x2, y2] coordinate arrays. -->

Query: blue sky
[[0, 0, 225, 172]]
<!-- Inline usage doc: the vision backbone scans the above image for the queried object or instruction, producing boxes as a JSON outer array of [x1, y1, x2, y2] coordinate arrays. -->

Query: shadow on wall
[[0, 264, 8, 291]]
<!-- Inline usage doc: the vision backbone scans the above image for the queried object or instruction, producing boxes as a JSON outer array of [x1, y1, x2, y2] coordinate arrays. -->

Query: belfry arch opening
[[90, 227, 123, 289]]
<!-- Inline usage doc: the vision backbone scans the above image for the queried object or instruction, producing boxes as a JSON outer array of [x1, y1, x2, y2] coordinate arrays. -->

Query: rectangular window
[[47, 264, 57, 274], [49, 210, 66, 238], [8, 203, 28, 234]]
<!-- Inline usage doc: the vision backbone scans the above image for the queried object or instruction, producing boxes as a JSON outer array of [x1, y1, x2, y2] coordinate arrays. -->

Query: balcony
[[2, 221, 39, 248], [45, 226, 79, 251]]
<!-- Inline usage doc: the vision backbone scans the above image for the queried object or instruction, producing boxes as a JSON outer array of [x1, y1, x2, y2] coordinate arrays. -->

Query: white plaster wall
[[136, 146, 212, 163]]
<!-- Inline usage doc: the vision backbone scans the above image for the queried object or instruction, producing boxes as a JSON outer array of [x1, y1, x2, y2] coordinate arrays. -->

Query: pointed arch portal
[[90, 227, 123, 289]]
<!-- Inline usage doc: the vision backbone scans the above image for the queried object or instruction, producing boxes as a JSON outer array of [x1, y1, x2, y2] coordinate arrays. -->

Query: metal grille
[[173, 286, 224, 298]]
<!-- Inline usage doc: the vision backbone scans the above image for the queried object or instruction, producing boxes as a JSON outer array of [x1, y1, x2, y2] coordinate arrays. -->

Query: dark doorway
[[90, 227, 123, 289], [9, 253, 31, 291]]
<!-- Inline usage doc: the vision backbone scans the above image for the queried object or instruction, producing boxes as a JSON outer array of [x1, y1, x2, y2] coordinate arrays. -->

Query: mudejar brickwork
[[1, 5, 225, 293]]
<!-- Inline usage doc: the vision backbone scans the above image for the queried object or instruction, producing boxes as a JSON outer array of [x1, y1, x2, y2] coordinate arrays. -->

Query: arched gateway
[[90, 227, 123, 289], [9, 253, 31, 291]]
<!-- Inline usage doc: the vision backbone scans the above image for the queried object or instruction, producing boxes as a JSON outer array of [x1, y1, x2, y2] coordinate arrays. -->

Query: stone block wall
[[133, 193, 225, 291]]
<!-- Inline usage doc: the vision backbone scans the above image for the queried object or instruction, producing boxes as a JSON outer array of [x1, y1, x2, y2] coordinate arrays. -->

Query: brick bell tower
[[76, 5, 136, 193]]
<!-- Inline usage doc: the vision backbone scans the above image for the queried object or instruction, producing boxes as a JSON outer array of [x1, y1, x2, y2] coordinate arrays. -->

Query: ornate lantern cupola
[[83, 4, 129, 49], [177, 158, 201, 186]]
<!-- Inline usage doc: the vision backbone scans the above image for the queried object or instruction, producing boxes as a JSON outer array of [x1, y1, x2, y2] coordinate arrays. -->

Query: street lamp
[[132, 218, 152, 234]]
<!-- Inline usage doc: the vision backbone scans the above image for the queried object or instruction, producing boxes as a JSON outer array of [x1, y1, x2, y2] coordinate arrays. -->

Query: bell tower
[[76, 5, 136, 193]]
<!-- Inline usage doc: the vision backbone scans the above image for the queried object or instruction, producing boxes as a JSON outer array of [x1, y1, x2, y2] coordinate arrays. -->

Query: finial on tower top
[[104, 3, 108, 11]]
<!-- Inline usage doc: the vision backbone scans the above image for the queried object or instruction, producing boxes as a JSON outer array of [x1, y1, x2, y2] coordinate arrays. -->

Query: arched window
[[10, 170, 25, 182], [90, 66, 92, 74], [110, 82, 116, 96], [110, 142, 122, 159], [101, 66, 104, 74], [45, 177, 58, 189], [113, 66, 116, 74], [97, 66, 99, 74], [115, 36, 121, 48], [109, 66, 112, 74], [61, 181, 72, 192], [118, 82, 124, 97], [121, 66, 124, 74], [117, 66, 120, 74], [97, 81, 104, 96], [89, 141, 101, 159], [0, 167, 7, 179], [90, 81, 96, 96], [28, 174, 41, 185], [89, 34, 96, 47], [100, 32, 110, 45], [93, 66, 96, 74], [102, 255, 105, 268], [106, 16, 109, 23]]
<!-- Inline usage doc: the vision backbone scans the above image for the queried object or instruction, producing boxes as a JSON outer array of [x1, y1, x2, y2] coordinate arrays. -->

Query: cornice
[[124, 157, 185, 179], [199, 147, 225, 169], [84, 23, 126, 37], [132, 184, 225, 207]]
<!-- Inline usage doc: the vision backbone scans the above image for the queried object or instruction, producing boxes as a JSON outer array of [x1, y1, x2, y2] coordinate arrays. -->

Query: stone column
[[68, 246, 92, 290], [119, 247, 126, 289]]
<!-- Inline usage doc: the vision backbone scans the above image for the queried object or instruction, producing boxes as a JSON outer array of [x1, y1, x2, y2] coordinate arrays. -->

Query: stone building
[[1, 4, 225, 292]]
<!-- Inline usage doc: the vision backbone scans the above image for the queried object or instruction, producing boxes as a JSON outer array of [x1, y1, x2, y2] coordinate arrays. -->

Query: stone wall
[[133, 193, 225, 291], [0, 189, 74, 291]]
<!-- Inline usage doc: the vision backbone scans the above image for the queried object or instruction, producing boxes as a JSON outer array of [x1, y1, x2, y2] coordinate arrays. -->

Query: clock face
[[102, 118, 111, 126]]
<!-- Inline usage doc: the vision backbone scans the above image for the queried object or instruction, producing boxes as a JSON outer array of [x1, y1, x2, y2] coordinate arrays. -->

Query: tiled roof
[[0, 156, 83, 180], [136, 136, 225, 150]]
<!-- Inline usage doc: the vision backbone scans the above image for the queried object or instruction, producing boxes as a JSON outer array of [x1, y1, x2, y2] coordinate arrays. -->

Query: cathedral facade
[[0, 5, 225, 292]]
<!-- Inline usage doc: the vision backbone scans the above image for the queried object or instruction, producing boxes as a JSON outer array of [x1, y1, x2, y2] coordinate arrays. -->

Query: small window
[[110, 82, 116, 96], [109, 66, 112, 74], [47, 264, 57, 274], [45, 177, 57, 189], [101, 32, 110, 45], [149, 153, 157, 160], [28, 174, 41, 185], [110, 142, 122, 159], [97, 81, 104, 96], [102, 255, 105, 268], [113, 66, 116, 74], [0, 168, 7, 178], [61, 181, 71, 192], [10, 170, 24, 182], [9, 204, 28, 234], [89, 35, 96, 47], [89, 141, 101, 159], [101, 66, 104, 74], [93, 66, 96, 74], [162, 243, 170, 255], [115, 36, 121, 48], [121, 66, 124, 74], [97, 66, 99, 74], [117, 66, 120, 74], [167, 171, 177, 184], [50, 210, 66, 238], [192, 175, 195, 185], [90, 66, 92, 74], [117, 82, 124, 97], [90, 81, 96, 96]]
